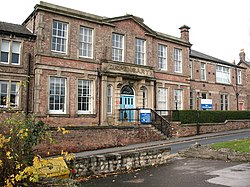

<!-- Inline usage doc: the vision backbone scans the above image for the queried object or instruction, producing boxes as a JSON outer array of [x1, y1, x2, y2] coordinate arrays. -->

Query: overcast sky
[[1, 0, 250, 63]]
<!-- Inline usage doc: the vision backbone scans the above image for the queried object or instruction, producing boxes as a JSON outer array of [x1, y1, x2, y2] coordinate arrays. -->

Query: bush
[[0, 112, 49, 186], [172, 110, 250, 124]]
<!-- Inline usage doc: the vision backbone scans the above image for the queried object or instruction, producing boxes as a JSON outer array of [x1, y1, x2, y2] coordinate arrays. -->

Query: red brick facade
[[1, 1, 247, 127]]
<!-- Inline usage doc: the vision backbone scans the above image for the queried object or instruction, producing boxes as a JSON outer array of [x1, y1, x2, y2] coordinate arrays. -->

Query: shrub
[[172, 110, 250, 124], [0, 112, 49, 186]]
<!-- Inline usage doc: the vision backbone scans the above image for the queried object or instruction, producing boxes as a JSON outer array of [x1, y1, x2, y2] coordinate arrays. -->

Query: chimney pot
[[179, 25, 190, 42]]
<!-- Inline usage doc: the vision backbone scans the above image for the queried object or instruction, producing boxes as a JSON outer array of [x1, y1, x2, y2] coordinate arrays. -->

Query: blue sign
[[201, 99, 213, 110], [140, 109, 151, 124]]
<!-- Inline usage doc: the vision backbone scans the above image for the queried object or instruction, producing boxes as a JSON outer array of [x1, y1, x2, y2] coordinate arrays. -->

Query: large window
[[200, 62, 206, 80], [216, 65, 230, 84], [237, 69, 242, 84], [112, 33, 124, 62], [49, 77, 66, 114], [79, 26, 93, 58], [174, 89, 183, 110], [52, 20, 68, 53], [174, 48, 182, 73], [157, 88, 167, 113], [158, 44, 167, 70], [220, 94, 228, 110], [107, 85, 112, 114], [78, 80, 93, 114], [135, 38, 146, 65], [189, 61, 193, 79], [1, 40, 21, 65], [0, 80, 20, 108], [189, 91, 194, 109]]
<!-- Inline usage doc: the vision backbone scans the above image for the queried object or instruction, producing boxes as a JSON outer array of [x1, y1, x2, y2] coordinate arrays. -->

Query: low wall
[[34, 126, 165, 157], [71, 145, 171, 177], [171, 120, 250, 137]]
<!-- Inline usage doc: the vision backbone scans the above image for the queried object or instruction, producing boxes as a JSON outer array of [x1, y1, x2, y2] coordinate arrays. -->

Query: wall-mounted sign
[[201, 99, 213, 110]]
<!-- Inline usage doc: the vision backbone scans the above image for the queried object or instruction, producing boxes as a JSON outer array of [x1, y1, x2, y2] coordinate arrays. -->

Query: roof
[[190, 49, 243, 68], [23, 1, 191, 47], [0, 21, 35, 39]]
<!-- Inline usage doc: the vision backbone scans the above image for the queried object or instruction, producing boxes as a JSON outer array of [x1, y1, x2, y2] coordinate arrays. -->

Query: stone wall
[[71, 145, 171, 177], [171, 120, 250, 137], [34, 126, 165, 157]]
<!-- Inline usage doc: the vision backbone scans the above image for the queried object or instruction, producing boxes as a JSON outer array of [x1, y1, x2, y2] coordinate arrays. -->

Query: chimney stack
[[179, 25, 190, 42], [239, 49, 245, 61]]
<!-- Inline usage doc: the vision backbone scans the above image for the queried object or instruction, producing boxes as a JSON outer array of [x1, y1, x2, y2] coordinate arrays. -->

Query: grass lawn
[[211, 138, 250, 153]]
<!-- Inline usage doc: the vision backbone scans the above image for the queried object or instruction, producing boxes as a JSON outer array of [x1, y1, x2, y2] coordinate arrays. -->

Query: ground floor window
[[49, 77, 66, 114], [220, 94, 228, 110], [189, 91, 194, 109], [157, 88, 168, 113], [107, 84, 112, 114], [174, 89, 183, 110], [78, 79, 93, 114], [0, 80, 20, 108]]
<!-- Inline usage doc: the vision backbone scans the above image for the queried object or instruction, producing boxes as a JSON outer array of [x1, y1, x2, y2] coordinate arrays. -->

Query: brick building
[[238, 49, 250, 110], [0, 1, 247, 126], [0, 21, 36, 115], [190, 50, 246, 111]]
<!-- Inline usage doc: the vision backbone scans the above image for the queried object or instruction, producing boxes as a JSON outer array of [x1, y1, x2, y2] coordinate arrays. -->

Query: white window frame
[[78, 80, 93, 114], [158, 44, 167, 70], [51, 20, 68, 53], [174, 48, 182, 73], [200, 62, 206, 81], [237, 69, 242, 84], [0, 80, 20, 108], [112, 33, 124, 62], [189, 61, 193, 79], [174, 89, 183, 110], [216, 65, 230, 84], [49, 77, 66, 114], [1, 39, 21, 65], [220, 93, 229, 110], [135, 38, 146, 65], [79, 26, 93, 58], [157, 88, 168, 114], [107, 84, 113, 114]]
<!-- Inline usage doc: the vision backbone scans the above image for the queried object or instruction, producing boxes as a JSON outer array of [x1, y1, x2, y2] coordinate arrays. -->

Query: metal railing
[[119, 108, 172, 137]]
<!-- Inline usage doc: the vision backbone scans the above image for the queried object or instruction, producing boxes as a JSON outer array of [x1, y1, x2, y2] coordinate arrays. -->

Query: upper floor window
[[158, 44, 167, 70], [135, 38, 146, 65], [0, 80, 20, 108], [49, 77, 66, 114], [52, 20, 68, 53], [200, 62, 206, 80], [237, 69, 242, 84], [189, 61, 193, 79], [216, 65, 230, 84], [78, 80, 93, 114], [1, 40, 21, 65], [112, 33, 124, 62], [79, 26, 93, 58], [107, 85, 113, 114], [174, 48, 182, 73]]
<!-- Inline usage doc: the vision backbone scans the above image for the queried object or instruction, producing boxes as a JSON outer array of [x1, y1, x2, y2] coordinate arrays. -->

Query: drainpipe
[[25, 53, 31, 116], [98, 68, 102, 126], [154, 80, 157, 110]]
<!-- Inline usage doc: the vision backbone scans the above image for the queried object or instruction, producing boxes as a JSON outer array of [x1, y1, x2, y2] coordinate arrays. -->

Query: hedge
[[171, 110, 250, 124]]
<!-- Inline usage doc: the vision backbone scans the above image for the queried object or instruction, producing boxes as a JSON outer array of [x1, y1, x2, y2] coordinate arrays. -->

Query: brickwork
[[34, 126, 165, 157], [171, 120, 250, 137]]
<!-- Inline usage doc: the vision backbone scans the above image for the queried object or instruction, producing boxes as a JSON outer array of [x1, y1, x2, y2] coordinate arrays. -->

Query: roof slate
[[190, 49, 242, 68], [0, 21, 35, 38]]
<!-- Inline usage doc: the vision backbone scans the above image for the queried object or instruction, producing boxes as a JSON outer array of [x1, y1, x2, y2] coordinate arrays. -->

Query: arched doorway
[[120, 85, 135, 122]]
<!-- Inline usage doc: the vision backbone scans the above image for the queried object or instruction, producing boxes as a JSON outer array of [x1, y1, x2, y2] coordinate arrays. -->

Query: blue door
[[120, 95, 135, 122]]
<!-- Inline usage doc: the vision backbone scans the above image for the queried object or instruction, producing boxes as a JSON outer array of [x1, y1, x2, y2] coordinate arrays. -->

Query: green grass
[[211, 139, 250, 153]]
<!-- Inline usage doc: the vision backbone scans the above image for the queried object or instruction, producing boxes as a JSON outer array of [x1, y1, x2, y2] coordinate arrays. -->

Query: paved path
[[80, 157, 250, 187]]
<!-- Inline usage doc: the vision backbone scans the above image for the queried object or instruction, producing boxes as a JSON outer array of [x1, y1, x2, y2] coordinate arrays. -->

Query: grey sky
[[1, 0, 250, 62]]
